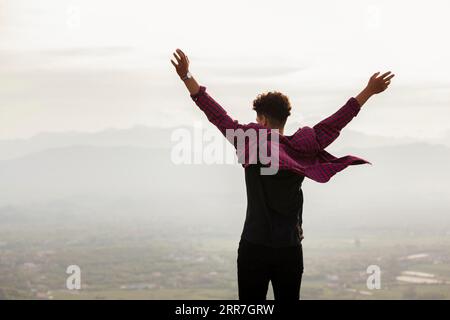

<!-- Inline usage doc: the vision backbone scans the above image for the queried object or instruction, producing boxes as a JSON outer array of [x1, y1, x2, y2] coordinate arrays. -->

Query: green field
[[1, 213, 450, 300]]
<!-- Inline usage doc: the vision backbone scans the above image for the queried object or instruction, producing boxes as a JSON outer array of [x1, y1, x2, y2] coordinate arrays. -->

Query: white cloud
[[0, 0, 449, 139]]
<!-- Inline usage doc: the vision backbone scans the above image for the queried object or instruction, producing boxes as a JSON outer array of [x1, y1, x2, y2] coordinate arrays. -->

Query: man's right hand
[[355, 71, 395, 107], [366, 71, 395, 95]]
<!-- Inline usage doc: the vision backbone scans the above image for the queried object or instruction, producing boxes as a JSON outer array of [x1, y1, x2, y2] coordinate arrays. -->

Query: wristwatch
[[181, 72, 192, 81]]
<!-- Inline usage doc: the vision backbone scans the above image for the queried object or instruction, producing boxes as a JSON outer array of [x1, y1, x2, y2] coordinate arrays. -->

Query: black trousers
[[237, 238, 304, 301]]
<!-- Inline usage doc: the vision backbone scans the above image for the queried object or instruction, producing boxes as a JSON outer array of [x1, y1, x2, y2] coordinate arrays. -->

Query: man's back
[[241, 164, 304, 248]]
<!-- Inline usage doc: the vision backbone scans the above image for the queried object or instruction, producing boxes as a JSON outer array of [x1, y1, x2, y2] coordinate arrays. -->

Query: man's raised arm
[[171, 48, 249, 136], [313, 71, 395, 150]]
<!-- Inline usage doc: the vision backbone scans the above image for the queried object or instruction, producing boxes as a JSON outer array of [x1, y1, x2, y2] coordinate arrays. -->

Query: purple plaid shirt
[[190, 85, 371, 182]]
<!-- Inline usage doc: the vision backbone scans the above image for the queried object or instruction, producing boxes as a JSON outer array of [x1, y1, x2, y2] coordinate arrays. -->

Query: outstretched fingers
[[379, 71, 392, 80], [383, 73, 395, 88], [173, 52, 182, 64], [371, 72, 381, 80], [176, 48, 188, 65], [176, 48, 185, 58]]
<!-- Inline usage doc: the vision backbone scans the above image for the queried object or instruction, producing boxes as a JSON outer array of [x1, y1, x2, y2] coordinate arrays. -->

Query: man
[[171, 48, 394, 300]]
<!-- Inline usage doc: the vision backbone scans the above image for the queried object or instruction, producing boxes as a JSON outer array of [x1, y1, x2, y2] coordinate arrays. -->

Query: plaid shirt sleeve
[[190, 85, 251, 135], [312, 97, 362, 149]]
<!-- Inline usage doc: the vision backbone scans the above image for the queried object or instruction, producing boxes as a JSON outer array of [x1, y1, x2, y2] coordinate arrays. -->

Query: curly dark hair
[[252, 91, 292, 127]]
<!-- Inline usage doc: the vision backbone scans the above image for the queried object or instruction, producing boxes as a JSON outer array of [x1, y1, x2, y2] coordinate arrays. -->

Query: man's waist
[[240, 233, 302, 249]]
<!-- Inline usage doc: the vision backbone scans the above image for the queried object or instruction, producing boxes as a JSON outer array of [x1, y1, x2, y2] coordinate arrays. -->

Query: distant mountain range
[[0, 126, 173, 161], [0, 125, 439, 161], [0, 126, 449, 229]]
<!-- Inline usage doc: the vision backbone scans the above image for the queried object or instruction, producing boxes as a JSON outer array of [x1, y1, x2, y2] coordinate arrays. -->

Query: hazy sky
[[0, 0, 449, 140]]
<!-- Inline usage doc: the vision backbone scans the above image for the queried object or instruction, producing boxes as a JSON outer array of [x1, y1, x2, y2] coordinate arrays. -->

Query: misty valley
[[1, 126, 450, 299]]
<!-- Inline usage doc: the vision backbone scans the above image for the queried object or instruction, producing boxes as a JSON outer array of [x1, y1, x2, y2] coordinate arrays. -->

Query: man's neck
[[270, 127, 284, 135]]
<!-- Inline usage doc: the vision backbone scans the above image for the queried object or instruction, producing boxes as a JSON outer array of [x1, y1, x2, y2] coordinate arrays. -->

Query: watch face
[[186, 72, 192, 78]]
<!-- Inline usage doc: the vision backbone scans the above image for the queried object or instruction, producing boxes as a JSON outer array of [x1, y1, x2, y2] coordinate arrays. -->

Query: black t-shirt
[[240, 164, 305, 248]]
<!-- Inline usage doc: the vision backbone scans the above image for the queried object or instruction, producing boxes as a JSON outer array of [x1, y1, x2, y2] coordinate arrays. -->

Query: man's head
[[253, 91, 292, 130]]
